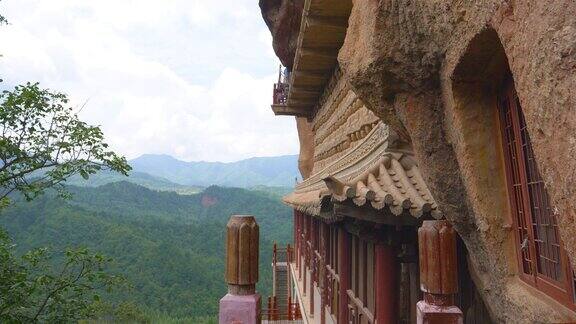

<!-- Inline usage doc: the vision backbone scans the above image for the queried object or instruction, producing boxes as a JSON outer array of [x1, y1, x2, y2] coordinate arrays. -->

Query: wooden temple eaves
[[282, 122, 443, 224], [270, 0, 352, 118]]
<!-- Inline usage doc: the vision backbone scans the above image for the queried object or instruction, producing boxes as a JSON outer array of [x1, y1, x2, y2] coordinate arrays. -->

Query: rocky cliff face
[[259, 0, 304, 69], [338, 1, 575, 322], [261, 0, 576, 322]]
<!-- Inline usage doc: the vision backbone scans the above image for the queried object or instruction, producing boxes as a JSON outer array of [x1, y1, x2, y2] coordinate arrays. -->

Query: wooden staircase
[[275, 262, 289, 314], [261, 243, 302, 322]]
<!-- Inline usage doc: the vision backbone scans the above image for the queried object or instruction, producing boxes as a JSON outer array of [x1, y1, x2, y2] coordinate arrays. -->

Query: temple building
[[254, 0, 576, 323]]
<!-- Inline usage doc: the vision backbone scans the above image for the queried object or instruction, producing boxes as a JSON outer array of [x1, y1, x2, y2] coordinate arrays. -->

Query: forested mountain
[[66, 170, 203, 195], [130, 154, 300, 188], [0, 182, 293, 321]]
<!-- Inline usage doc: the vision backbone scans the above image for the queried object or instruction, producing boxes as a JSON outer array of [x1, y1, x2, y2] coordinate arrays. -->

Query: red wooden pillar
[[293, 210, 298, 255], [375, 243, 398, 324], [338, 227, 351, 324], [320, 222, 327, 324], [303, 213, 308, 290], [417, 220, 463, 324], [312, 219, 318, 279], [297, 211, 303, 280], [294, 211, 298, 267]]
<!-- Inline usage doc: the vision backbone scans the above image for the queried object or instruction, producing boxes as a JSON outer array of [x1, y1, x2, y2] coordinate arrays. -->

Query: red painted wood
[[497, 79, 575, 309], [375, 243, 398, 324], [418, 220, 458, 296], [310, 219, 316, 315], [338, 227, 350, 324]]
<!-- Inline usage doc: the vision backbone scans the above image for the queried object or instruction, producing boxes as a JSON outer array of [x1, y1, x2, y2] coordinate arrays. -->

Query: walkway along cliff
[[250, 0, 576, 323]]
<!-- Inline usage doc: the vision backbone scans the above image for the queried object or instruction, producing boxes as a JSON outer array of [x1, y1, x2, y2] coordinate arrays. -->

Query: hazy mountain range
[[69, 154, 300, 191], [130, 154, 300, 188]]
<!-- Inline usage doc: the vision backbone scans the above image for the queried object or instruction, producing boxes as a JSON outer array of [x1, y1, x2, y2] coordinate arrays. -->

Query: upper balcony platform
[[270, 0, 352, 118]]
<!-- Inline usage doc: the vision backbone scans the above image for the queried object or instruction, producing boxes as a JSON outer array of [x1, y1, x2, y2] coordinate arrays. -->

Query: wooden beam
[[271, 104, 311, 117], [291, 86, 323, 94], [333, 203, 421, 226], [290, 91, 321, 100], [292, 70, 329, 80], [288, 98, 318, 107], [300, 47, 338, 59], [306, 15, 349, 30], [309, 0, 353, 18]]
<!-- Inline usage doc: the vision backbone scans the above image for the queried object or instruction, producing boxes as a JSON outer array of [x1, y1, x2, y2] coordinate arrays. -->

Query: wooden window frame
[[497, 77, 576, 310]]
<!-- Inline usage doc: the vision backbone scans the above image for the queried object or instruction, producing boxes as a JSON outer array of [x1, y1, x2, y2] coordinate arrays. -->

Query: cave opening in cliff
[[452, 27, 576, 311]]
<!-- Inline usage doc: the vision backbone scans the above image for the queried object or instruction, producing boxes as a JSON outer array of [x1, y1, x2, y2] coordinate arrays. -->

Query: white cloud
[[0, 0, 298, 162]]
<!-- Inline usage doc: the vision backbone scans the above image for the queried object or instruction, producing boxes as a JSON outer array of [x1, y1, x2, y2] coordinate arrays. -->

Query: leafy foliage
[[0, 230, 124, 322], [0, 78, 131, 322], [0, 82, 131, 206], [1, 183, 293, 319]]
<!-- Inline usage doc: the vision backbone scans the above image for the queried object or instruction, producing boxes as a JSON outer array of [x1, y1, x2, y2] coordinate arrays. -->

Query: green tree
[[0, 81, 131, 322], [0, 230, 124, 322], [0, 82, 131, 207]]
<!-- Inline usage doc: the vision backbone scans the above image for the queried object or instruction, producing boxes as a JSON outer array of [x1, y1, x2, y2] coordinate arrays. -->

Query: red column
[[303, 213, 308, 291], [293, 210, 298, 253], [310, 219, 316, 315], [320, 222, 327, 324], [375, 243, 398, 324], [417, 220, 463, 324], [294, 211, 300, 274], [338, 227, 351, 324]]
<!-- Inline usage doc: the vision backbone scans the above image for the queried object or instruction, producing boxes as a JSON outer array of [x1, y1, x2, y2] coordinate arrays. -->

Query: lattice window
[[516, 102, 563, 281], [497, 78, 575, 308], [498, 95, 533, 275], [573, 270, 576, 302]]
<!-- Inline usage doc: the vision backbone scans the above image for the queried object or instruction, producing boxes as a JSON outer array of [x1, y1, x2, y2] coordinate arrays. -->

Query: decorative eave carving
[[283, 122, 443, 222]]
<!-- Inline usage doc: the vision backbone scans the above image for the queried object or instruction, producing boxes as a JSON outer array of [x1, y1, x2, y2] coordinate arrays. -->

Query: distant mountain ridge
[[129, 154, 300, 188], [66, 170, 203, 195]]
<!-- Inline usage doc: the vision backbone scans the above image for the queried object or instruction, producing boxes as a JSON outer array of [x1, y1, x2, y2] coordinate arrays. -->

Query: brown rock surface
[[261, 0, 576, 321], [337, 0, 576, 322], [295, 116, 314, 179], [259, 0, 304, 69]]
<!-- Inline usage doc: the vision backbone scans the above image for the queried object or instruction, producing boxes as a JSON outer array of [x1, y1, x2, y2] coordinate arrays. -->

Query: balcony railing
[[272, 65, 289, 106], [261, 296, 302, 323], [347, 289, 375, 324], [261, 243, 302, 323]]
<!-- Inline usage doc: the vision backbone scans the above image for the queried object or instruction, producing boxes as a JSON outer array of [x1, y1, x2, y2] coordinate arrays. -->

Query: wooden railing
[[273, 65, 289, 106], [263, 243, 302, 322], [347, 290, 375, 324], [326, 264, 340, 319], [261, 296, 302, 321], [273, 243, 293, 265]]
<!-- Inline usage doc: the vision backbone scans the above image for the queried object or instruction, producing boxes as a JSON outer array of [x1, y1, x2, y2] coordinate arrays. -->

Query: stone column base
[[219, 293, 261, 324], [416, 300, 463, 324]]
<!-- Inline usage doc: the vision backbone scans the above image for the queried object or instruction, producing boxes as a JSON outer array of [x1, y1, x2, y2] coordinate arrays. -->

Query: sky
[[0, 0, 299, 162]]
